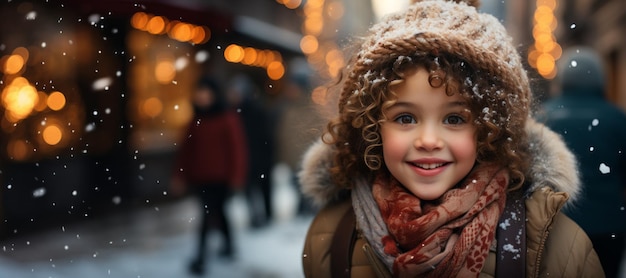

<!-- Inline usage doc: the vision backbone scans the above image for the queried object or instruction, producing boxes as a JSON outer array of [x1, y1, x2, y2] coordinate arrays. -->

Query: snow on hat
[[339, 0, 531, 122]]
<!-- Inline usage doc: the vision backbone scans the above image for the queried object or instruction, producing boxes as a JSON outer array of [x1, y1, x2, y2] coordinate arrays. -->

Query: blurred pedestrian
[[298, 1, 603, 277], [170, 75, 248, 276], [227, 74, 276, 228], [540, 46, 626, 278]]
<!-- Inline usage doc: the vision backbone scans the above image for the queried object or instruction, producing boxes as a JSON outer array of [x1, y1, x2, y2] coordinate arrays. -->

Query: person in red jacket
[[171, 75, 248, 276]]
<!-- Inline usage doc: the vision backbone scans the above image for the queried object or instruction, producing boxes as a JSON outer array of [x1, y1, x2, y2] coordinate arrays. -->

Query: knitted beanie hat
[[340, 0, 532, 123]]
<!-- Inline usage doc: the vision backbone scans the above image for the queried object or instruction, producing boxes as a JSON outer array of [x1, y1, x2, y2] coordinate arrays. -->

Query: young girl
[[299, 0, 604, 277]]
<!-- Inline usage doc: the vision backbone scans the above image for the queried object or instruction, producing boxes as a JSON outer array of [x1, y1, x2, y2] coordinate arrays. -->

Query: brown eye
[[394, 114, 416, 125], [444, 115, 465, 125]]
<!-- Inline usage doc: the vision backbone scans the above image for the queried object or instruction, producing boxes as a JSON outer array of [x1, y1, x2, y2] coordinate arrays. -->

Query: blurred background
[[0, 0, 625, 277]]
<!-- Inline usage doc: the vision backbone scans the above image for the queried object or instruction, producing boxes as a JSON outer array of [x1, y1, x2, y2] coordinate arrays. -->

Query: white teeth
[[416, 163, 444, 169]]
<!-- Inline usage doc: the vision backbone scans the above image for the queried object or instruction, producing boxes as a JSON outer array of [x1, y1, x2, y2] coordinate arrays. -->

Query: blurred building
[[556, 0, 626, 108], [0, 0, 373, 239], [6, 0, 622, 242], [502, 0, 626, 107]]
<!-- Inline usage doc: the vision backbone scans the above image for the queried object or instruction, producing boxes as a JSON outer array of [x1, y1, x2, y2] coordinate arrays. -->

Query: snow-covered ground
[[0, 165, 312, 278]]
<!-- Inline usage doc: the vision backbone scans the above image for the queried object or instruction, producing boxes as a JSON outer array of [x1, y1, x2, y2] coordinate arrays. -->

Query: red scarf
[[372, 165, 508, 277]]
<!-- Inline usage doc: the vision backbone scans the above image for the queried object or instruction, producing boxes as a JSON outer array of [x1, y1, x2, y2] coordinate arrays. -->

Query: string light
[[130, 12, 211, 45], [528, 0, 562, 79], [224, 44, 285, 80]]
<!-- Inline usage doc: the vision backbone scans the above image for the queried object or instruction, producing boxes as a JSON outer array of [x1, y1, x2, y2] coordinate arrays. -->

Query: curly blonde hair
[[323, 48, 530, 192]]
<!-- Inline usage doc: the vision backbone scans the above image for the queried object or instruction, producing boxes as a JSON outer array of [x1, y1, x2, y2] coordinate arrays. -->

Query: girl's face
[[381, 68, 477, 200]]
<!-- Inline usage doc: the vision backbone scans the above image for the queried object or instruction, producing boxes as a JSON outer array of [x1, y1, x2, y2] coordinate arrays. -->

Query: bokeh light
[[528, 0, 560, 79], [42, 125, 63, 145], [1, 77, 39, 121], [47, 91, 66, 111], [142, 97, 163, 118], [131, 12, 210, 45], [224, 44, 284, 80]]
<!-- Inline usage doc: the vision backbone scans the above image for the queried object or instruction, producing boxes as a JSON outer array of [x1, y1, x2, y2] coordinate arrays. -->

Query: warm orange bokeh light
[[147, 16, 166, 35], [528, 1, 560, 79], [326, 2, 344, 20], [266, 61, 285, 80], [34, 91, 48, 112], [537, 53, 556, 76], [311, 86, 327, 105], [307, 0, 324, 9], [155, 60, 176, 84], [264, 51, 278, 65], [170, 22, 192, 42], [131, 12, 210, 45], [131, 12, 149, 30], [3, 54, 25, 75], [300, 35, 319, 54], [224, 44, 284, 79], [536, 0, 558, 11], [42, 125, 63, 145], [224, 44, 245, 63], [1, 77, 39, 121], [142, 97, 163, 118], [283, 0, 302, 9], [47, 91, 66, 111], [534, 6, 555, 25], [190, 26, 210, 44], [303, 16, 323, 36], [253, 51, 267, 67], [242, 47, 257, 65]]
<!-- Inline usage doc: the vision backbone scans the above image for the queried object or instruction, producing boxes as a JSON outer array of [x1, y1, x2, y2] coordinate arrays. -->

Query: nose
[[414, 124, 443, 151]]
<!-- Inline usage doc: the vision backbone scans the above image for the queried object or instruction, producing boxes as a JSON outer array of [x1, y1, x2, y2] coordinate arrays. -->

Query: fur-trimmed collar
[[298, 119, 580, 208]]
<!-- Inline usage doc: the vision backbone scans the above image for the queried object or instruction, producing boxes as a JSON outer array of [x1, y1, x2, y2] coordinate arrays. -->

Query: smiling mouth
[[412, 162, 447, 170]]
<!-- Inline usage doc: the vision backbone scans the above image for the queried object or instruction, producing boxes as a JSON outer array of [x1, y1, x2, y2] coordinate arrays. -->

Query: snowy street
[[0, 169, 313, 278]]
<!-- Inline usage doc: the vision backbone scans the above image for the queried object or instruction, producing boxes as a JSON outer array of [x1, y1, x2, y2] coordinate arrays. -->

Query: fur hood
[[298, 119, 580, 208]]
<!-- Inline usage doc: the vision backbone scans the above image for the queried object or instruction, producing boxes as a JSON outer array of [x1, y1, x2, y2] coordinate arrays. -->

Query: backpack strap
[[331, 206, 357, 278], [496, 189, 527, 277]]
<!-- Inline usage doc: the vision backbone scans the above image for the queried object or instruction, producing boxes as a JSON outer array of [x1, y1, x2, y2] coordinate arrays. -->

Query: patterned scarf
[[355, 164, 508, 277]]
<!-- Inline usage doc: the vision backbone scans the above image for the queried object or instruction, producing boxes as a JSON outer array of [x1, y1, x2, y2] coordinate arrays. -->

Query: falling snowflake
[[92, 77, 113, 90], [88, 14, 101, 26], [599, 163, 610, 174], [195, 50, 210, 63], [33, 187, 47, 198], [85, 123, 96, 132], [26, 11, 37, 20], [591, 119, 599, 126]]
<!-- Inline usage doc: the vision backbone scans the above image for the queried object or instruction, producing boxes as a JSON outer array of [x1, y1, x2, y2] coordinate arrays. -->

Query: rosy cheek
[[382, 133, 402, 159], [456, 138, 477, 160]]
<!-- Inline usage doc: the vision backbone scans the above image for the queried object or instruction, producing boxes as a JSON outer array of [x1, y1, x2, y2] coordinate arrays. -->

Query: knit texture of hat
[[341, 0, 531, 119]]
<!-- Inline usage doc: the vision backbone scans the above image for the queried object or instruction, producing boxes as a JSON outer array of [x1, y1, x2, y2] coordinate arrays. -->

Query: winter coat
[[299, 120, 605, 277], [174, 111, 248, 187], [540, 48, 626, 236]]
